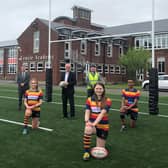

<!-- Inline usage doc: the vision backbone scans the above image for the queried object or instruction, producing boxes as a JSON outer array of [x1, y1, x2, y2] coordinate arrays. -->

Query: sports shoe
[[83, 152, 90, 161], [120, 125, 126, 132], [22, 128, 28, 135]]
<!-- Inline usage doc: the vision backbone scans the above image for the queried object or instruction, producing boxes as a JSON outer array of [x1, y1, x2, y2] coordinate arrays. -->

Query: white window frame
[[121, 66, 126, 74], [104, 64, 109, 74], [0, 64, 3, 74], [115, 65, 121, 74], [37, 62, 44, 72], [59, 61, 66, 72], [109, 65, 115, 74], [22, 62, 29, 71], [157, 57, 165, 75], [8, 64, 16, 74], [107, 44, 112, 57], [97, 64, 103, 74], [64, 42, 71, 59], [95, 42, 101, 56], [119, 45, 124, 56], [0, 49, 4, 74], [30, 62, 36, 72], [33, 31, 40, 53], [80, 40, 87, 55]]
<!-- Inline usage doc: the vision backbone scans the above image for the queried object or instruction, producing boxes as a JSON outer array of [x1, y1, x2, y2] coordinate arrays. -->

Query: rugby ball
[[90, 147, 108, 159], [59, 81, 66, 87]]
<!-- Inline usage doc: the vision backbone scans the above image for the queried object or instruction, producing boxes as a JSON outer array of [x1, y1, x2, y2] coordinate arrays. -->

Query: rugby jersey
[[25, 89, 43, 112], [85, 96, 112, 131], [122, 88, 140, 112]]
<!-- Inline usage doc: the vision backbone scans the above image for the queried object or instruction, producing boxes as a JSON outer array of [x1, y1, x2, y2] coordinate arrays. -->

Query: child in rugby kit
[[120, 80, 140, 131], [22, 78, 43, 135], [82, 82, 112, 160]]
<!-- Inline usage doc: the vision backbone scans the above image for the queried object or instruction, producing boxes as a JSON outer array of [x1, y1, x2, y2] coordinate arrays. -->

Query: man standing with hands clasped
[[60, 63, 76, 119], [17, 65, 30, 111], [86, 64, 101, 98]]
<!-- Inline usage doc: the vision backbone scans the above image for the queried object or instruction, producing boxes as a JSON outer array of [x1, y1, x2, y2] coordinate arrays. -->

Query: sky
[[0, 0, 167, 41]]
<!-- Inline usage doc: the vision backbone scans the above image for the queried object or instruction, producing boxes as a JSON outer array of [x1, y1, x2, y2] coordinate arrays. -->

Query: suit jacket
[[60, 71, 76, 94], [17, 72, 30, 90]]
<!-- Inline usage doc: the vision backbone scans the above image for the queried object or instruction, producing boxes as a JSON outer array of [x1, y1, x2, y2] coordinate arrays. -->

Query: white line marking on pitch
[[0, 118, 53, 132]]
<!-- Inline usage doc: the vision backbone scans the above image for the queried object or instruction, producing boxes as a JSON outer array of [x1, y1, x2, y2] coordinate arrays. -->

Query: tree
[[119, 48, 150, 81]]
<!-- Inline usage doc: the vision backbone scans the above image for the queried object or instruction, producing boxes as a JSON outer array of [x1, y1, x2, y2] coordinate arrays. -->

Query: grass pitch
[[0, 83, 168, 168]]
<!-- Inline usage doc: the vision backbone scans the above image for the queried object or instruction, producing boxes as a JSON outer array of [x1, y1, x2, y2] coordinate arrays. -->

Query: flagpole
[[45, 0, 53, 102], [151, 0, 155, 68]]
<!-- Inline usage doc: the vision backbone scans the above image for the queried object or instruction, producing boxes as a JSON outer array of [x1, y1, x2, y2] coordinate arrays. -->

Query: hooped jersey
[[122, 88, 140, 112], [85, 96, 112, 131], [24, 89, 43, 112]]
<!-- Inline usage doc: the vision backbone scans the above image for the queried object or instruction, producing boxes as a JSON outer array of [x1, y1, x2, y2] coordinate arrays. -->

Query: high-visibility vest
[[87, 72, 99, 89]]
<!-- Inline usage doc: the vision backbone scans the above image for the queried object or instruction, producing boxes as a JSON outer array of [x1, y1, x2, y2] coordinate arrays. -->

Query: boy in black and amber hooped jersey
[[120, 80, 140, 132], [22, 78, 43, 135]]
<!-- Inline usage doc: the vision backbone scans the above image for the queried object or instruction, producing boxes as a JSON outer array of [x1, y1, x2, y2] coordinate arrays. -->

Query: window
[[33, 31, 40, 53], [30, 62, 36, 72], [45, 61, 49, 70], [8, 64, 16, 74], [97, 64, 103, 73], [77, 63, 83, 72], [115, 65, 121, 74], [104, 64, 109, 74], [95, 42, 100, 56], [107, 44, 112, 57], [121, 66, 126, 74], [79, 10, 90, 20], [37, 62, 44, 72], [22, 62, 29, 71], [59, 61, 65, 72], [59, 61, 74, 72], [0, 49, 4, 74], [80, 40, 87, 55], [135, 34, 168, 49], [0, 65, 3, 74], [109, 65, 115, 74], [7, 47, 17, 74], [119, 45, 123, 56], [157, 57, 165, 75], [64, 42, 71, 59]]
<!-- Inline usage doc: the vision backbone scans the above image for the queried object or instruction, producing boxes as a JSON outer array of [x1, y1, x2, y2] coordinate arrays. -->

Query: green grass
[[0, 84, 168, 168]]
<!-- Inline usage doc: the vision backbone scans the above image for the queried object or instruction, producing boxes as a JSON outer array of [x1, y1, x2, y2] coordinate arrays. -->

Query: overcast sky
[[0, 0, 167, 41]]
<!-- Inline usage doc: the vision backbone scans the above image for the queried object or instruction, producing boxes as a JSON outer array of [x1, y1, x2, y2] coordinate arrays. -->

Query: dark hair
[[93, 82, 107, 109]]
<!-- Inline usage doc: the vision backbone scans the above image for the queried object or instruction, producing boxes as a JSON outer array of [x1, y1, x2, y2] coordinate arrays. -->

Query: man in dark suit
[[17, 65, 30, 110], [60, 63, 76, 118]]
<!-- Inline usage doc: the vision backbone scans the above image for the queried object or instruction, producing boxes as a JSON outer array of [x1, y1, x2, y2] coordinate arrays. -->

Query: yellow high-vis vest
[[87, 72, 99, 89]]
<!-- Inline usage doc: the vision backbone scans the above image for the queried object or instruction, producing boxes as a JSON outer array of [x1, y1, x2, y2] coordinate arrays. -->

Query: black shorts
[[96, 127, 108, 140], [120, 109, 138, 121], [31, 111, 40, 118]]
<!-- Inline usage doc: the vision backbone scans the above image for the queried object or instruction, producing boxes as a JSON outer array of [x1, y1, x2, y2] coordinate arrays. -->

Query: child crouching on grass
[[22, 78, 43, 135]]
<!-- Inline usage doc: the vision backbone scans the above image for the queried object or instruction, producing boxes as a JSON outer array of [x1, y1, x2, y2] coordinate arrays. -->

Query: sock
[[83, 134, 91, 152], [24, 115, 29, 128]]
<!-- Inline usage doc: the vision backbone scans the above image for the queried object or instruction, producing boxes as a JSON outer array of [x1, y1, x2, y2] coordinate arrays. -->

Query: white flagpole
[[48, 0, 51, 68], [151, 0, 155, 68]]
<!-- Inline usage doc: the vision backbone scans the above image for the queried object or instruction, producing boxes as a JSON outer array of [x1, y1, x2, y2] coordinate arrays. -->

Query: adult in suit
[[60, 63, 76, 118], [17, 65, 30, 110]]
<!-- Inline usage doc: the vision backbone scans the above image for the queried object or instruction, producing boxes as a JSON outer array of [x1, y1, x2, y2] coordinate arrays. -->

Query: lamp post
[[45, 0, 53, 102]]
